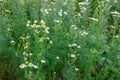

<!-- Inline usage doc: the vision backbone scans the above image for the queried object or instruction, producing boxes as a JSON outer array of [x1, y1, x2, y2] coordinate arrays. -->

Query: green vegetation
[[0, 0, 120, 80]]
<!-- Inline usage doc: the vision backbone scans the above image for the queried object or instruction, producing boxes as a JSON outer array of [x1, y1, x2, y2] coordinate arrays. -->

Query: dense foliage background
[[0, 0, 120, 80]]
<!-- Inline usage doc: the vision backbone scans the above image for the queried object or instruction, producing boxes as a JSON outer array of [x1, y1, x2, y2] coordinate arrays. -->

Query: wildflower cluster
[[26, 20, 53, 45], [18, 20, 51, 73], [110, 11, 120, 17], [79, 30, 89, 36], [1, 0, 120, 80], [19, 62, 38, 69], [78, 0, 89, 13], [68, 43, 81, 49], [26, 20, 50, 34]]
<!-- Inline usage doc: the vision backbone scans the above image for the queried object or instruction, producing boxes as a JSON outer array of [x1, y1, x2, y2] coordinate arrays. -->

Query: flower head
[[41, 20, 46, 26], [75, 67, 79, 71], [19, 63, 27, 69], [41, 60, 46, 63], [10, 40, 16, 45], [34, 20, 37, 24], [56, 56, 60, 59], [28, 62, 38, 69], [70, 54, 76, 58]]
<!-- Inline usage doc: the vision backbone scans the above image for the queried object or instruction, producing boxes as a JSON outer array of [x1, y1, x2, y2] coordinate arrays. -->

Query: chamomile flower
[[68, 44, 72, 47], [64, 11, 68, 15], [77, 46, 81, 49], [28, 62, 38, 69], [27, 20, 31, 24], [72, 43, 77, 46], [41, 20, 46, 26], [10, 40, 16, 45], [58, 11, 62, 16], [34, 20, 37, 24], [75, 67, 79, 71], [41, 60, 46, 63], [45, 29, 49, 34], [19, 63, 27, 69], [56, 56, 60, 59], [28, 62, 34, 67], [49, 40, 53, 44], [70, 54, 76, 58]]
